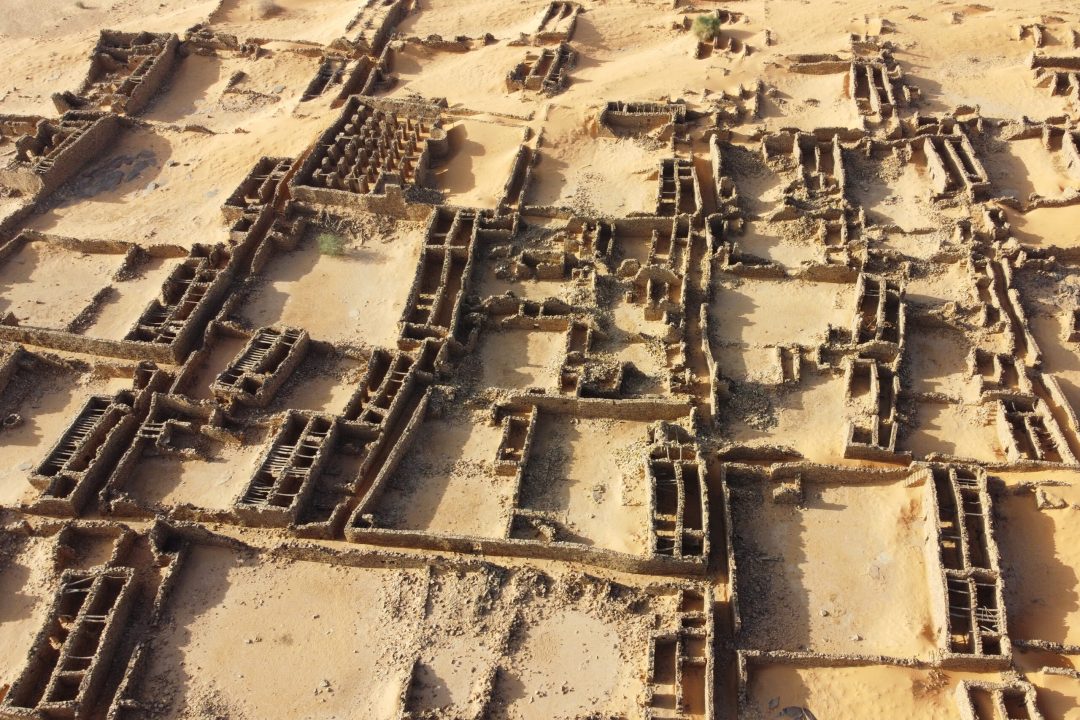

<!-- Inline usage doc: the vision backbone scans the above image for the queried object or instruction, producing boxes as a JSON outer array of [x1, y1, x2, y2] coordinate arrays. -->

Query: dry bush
[[254, 0, 282, 18]]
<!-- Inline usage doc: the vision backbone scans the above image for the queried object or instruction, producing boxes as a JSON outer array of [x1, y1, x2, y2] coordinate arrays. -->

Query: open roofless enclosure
[[0, 0, 1078, 718]]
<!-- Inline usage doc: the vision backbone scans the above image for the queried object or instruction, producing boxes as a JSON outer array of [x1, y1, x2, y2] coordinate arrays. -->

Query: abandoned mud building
[[0, 0, 1079, 717]]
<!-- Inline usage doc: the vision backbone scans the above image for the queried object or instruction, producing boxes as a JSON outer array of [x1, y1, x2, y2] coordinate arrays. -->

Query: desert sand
[[0, 0, 1078, 718]]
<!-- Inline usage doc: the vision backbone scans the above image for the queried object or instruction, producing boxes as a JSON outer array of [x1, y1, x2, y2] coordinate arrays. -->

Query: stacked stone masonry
[[0, 2, 1078, 719]]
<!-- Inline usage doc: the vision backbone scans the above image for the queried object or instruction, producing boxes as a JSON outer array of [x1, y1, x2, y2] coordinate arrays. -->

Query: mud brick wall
[[0, 113, 120, 197]]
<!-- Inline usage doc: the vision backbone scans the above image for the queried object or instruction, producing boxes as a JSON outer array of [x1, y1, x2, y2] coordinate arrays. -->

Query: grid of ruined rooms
[[0, 0, 1079, 718]]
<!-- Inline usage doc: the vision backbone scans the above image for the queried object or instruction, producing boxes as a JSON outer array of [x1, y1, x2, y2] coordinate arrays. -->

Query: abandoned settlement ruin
[[0, 0, 1079, 717]]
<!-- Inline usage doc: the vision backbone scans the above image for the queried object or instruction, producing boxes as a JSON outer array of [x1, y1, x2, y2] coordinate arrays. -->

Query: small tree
[[693, 14, 723, 43], [317, 231, 347, 256]]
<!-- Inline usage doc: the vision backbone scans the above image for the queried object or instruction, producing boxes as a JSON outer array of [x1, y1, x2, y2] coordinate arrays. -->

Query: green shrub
[[693, 14, 723, 43], [317, 231, 347, 256]]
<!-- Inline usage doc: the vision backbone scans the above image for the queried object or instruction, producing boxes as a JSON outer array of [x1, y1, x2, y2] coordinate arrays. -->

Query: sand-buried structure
[[0, 1, 1077, 717]]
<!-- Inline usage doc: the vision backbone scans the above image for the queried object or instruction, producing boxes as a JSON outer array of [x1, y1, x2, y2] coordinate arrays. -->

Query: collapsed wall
[[968, 252, 1080, 466], [1030, 53, 1080, 104], [925, 464, 1010, 668], [28, 363, 171, 516], [506, 43, 576, 95], [53, 31, 180, 116], [232, 340, 438, 537], [124, 243, 239, 361], [921, 128, 990, 200], [0, 113, 120, 198], [533, 1, 582, 44], [955, 680, 1046, 720], [347, 399, 710, 576], [1, 4, 1078, 717], [844, 274, 907, 461], [0, 522, 183, 720]]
